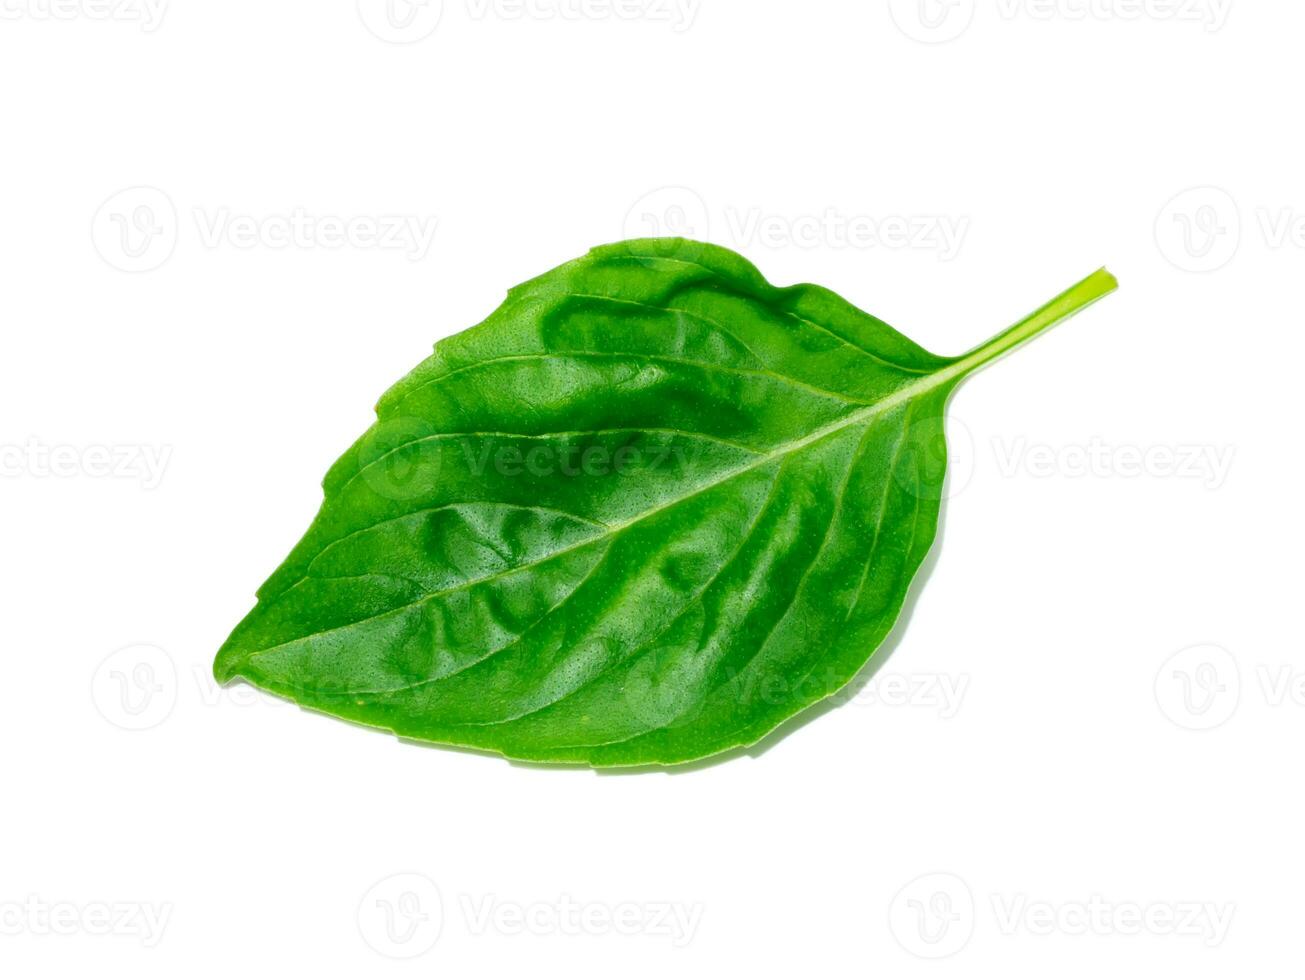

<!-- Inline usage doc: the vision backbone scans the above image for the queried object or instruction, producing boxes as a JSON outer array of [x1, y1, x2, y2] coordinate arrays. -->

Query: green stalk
[[951, 267, 1118, 378]]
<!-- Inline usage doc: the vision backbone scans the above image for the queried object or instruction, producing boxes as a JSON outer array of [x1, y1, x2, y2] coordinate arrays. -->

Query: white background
[[0, 1, 1298, 976]]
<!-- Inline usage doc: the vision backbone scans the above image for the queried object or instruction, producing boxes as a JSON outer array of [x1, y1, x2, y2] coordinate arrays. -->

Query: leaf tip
[[212, 648, 242, 685]]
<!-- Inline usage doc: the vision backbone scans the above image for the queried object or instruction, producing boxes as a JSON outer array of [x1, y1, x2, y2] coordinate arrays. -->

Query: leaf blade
[[215, 240, 1115, 766]]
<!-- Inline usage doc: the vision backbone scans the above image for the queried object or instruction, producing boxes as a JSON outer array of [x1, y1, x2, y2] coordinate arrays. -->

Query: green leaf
[[214, 239, 1117, 767]]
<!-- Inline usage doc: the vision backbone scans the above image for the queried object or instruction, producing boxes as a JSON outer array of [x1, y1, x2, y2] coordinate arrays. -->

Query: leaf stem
[[950, 267, 1118, 378]]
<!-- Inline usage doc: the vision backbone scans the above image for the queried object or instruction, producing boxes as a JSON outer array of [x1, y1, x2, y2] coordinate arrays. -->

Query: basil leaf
[[214, 240, 1116, 766]]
